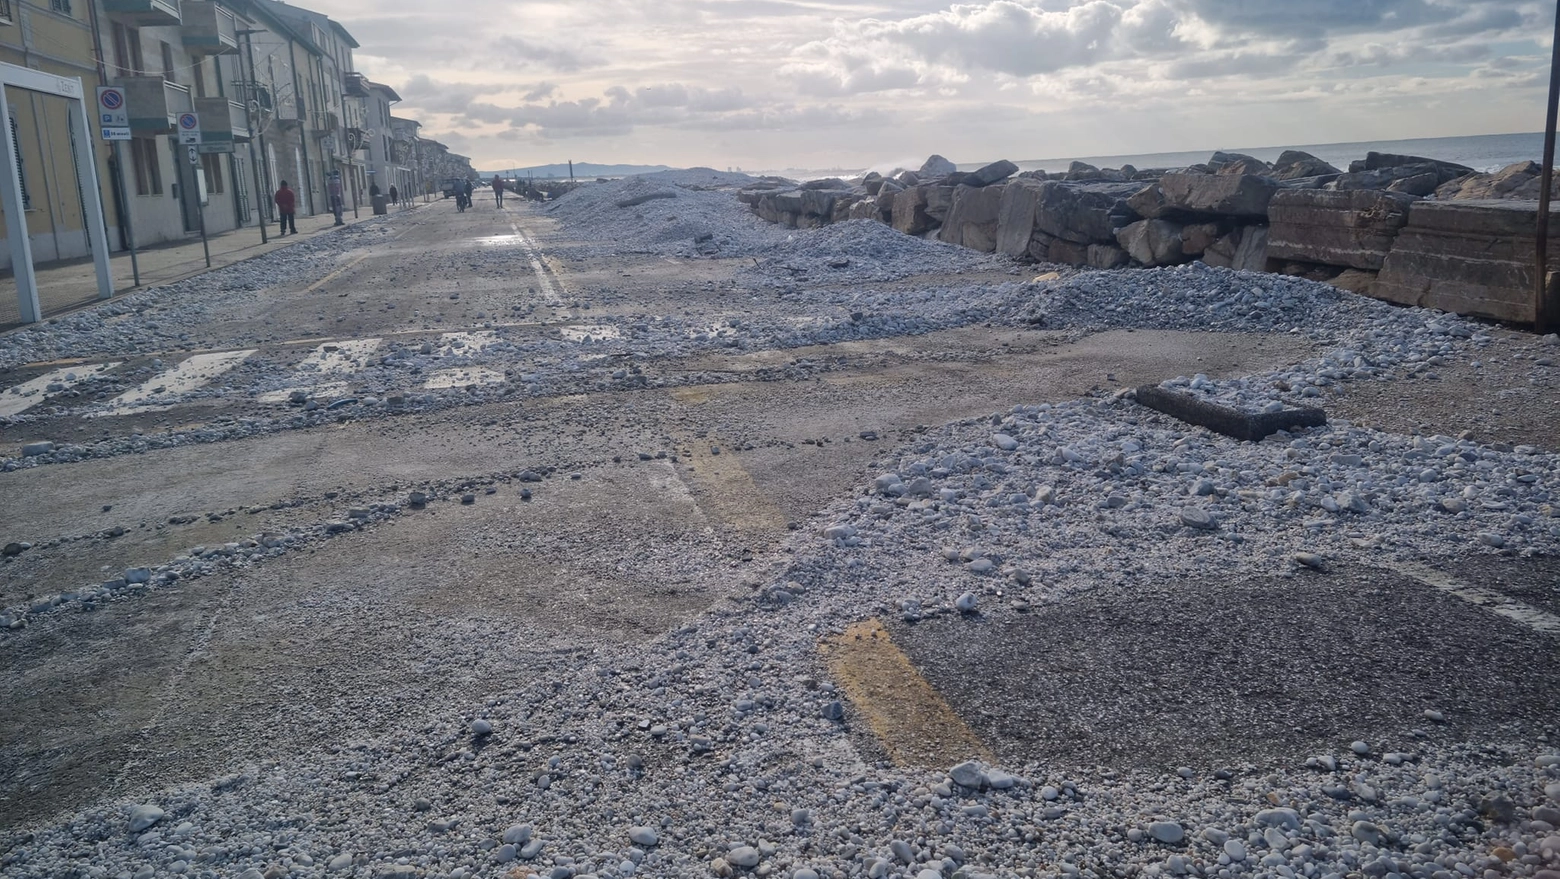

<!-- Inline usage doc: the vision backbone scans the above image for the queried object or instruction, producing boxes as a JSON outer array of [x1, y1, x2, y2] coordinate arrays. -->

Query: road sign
[[187, 145, 199, 166], [178, 112, 201, 145], [97, 87, 131, 141], [97, 87, 127, 126], [197, 142, 234, 155]]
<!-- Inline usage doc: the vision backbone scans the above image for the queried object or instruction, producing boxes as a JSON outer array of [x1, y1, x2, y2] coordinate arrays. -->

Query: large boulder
[[924, 186, 957, 223], [938, 185, 1004, 252], [1087, 243, 1130, 269], [1352, 151, 1473, 184], [1436, 161, 1558, 201], [1331, 165, 1443, 196], [1128, 183, 1170, 219], [1180, 222, 1222, 256], [1375, 199, 1560, 324], [996, 179, 1047, 258], [1117, 219, 1184, 266], [1266, 189, 1417, 271], [1032, 182, 1141, 243], [1272, 150, 1341, 181], [891, 187, 935, 235], [919, 155, 957, 178], [1158, 173, 1278, 218], [966, 159, 1019, 188], [1202, 226, 1270, 272]]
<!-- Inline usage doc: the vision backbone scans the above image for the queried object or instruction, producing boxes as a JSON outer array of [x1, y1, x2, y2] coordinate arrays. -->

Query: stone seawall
[[739, 153, 1559, 325]]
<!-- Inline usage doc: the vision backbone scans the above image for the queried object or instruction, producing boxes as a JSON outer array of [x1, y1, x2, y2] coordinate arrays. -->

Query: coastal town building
[[0, 0, 468, 283], [0, 1, 122, 269]]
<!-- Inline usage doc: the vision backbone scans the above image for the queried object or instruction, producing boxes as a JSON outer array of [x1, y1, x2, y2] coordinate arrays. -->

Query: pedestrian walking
[[274, 181, 297, 236], [328, 173, 345, 226], [492, 174, 505, 208], [389, 184, 399, 207], [463, 178, 474, 210]]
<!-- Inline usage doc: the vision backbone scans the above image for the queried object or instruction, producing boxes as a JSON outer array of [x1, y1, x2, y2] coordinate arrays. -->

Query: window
[[160, 41, 175, 82], [201, 153, 224, 194], [131, 138, 161, 196], [112, 23, 143, 76], [50, 0, 71, 16], [192, 59, 205, 98]]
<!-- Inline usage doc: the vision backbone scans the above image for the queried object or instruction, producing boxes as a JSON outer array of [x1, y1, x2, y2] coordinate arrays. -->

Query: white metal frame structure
[[0, 61, 113, 324]]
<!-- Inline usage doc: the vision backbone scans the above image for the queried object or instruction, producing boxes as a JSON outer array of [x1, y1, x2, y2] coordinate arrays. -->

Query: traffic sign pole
[[97, 86, 138, 285]]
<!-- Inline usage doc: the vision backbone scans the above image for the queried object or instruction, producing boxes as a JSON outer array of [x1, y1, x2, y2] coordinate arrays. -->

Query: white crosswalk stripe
[[256, 338, 382, 405], [424, 367, 506, 389], [297, 338, 382, 374], [436, 330, 499, 357], [0, 362, 121, 417], [93, 350, 256, 417]]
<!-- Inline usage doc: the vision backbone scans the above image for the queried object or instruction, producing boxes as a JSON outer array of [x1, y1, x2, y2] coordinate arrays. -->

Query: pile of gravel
[[543, 169, 787, 259], [744, 220, 1010, 285]]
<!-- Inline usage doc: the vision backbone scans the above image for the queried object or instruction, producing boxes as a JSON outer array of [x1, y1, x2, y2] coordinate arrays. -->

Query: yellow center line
[[821, 619, 993, 767]]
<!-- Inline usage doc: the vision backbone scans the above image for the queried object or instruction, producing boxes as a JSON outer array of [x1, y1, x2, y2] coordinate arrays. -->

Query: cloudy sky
[[298, 0, 1552, 172]]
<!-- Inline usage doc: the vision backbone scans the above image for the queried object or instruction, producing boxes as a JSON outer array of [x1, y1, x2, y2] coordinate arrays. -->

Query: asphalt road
[[3, 201, 1552, 832]]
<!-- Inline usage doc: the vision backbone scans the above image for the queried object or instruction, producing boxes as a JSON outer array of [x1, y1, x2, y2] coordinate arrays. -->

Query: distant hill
[[485, 163, 673, 179]]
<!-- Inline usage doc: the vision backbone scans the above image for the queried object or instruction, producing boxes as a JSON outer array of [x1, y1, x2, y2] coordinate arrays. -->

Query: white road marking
[[507, 220, 564, 303], [424, 367, 506, 389], [437, 330, 499, 357], [95, 350, 255, 416], [256, 381, 351, 405], [296, 338, 381, 374], [0, 362, 121, 417], [560, 324, 624, 342], [1388, 561, 1560, 635]]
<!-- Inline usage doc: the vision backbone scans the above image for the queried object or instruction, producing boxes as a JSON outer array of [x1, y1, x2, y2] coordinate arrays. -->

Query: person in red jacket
[[274, 181, 297, 236]]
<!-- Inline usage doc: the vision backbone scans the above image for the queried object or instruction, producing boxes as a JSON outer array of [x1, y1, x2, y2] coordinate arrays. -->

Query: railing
[[309, 110, 338, 134], [181, 1, 238, 55], [102, 0, 181, 26]]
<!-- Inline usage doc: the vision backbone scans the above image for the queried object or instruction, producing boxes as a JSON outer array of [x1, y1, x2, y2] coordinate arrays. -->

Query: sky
[[296, 0, 1555, 173]]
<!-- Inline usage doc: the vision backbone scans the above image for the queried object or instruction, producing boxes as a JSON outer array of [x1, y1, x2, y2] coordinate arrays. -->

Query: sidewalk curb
[[0, 202, 432, 338]]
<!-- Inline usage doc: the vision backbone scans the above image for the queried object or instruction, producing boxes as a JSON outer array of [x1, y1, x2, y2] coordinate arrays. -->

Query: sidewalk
[[0, 200, 431, 332]]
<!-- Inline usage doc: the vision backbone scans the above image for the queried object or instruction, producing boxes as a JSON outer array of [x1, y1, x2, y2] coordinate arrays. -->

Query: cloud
[[492, 36, 600, 73], [294, 0, 1546, 171]]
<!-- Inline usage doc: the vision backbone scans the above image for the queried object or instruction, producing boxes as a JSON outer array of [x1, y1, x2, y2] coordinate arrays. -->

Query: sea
[[765, 131, 1549, 180], [1007, 131, 1548, 176]]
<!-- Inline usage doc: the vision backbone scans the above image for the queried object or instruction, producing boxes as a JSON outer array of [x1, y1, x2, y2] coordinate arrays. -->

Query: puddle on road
[[471, 234, 524, 247], [560, 324, 624, 342], [424, 367, 506, 389]]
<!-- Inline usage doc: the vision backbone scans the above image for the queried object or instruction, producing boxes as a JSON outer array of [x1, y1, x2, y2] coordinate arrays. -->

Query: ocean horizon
[[1008, 130, 1547, 176], [756, 131, 1549, 180]]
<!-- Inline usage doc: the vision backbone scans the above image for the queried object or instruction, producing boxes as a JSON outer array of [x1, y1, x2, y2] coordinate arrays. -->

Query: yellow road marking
[[821, 619, 993, 767], [306, 252, 371, 292], [667, 388, 788, 534]]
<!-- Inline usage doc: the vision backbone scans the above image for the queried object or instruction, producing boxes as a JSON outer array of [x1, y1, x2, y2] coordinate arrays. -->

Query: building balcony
[[194, 96, 250, 145], [181, 2, 238, 55], [102, 0, 181, 27], [343, 72, 368, 98], [118, 76, 192, 133], [309, 110, 338, 135]]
